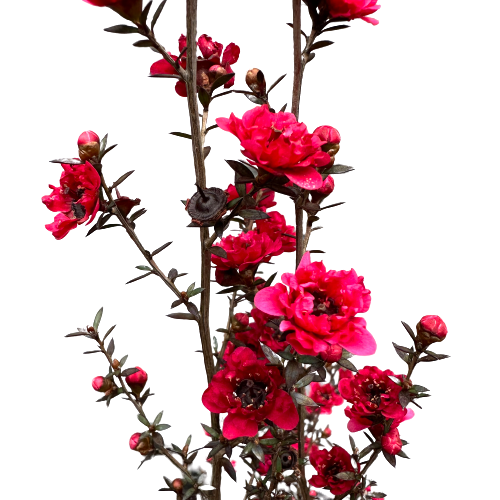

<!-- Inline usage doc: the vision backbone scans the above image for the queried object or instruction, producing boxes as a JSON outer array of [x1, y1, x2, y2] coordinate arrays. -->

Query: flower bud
[[322, 426, 332, 438], [187, 185, 228, 226], [313, 125, 341, 152], [310, 175, 335, 204], [245, 68, 266, 95], [112, 359, 120, 370], [319, 343, 343, 363], [84, 0, 143, 23], [209, 64, 227, 81], [125, 366, 148, 395], [232, 312, 249, 332], [381, 427, 403, 455], [92, 375, 113, 393], [416, 315, 447, 346], [78, 130, 100, 162], [129, 432, 153, 455], [172, 478, 184, 493]]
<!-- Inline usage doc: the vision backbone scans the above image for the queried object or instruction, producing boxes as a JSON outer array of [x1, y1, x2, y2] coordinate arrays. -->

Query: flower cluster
[[150, 34, 240, 97]]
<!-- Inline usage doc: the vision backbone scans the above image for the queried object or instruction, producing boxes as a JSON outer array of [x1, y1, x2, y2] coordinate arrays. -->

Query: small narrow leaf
[[104, 25, 139, 34], [260, 343, 281, 365], [138, 414, 150, 427], [209, 246, 227, 259], [133, 40, 155, 48], [167, 313, 196, 320], [222, 457, 237, 481], [201, 423, 220, 439], [294, 373, 315, 389], [267, 73, 287, 94], [152, 241, 172, 256], [170, 132, 192, 140], [93, 307, 104, 331], [140, 1, 153, 25], [156, 424, 171, 431], [337, 358, 358, 372], [238, 209, 270, 220], [110, 170, 135, 189], [291, 392, 318, 407], [153, 411, 163, 426], [211, 73, 235, 91], [126, 272, 154, 284], [106, 338, 115, 357], [309, 40, 334, 51], [151, 0, 167, 30]]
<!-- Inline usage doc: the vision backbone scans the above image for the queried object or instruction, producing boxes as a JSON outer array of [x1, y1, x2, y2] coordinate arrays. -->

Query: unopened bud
[[125, 366, 148, 395], [112, 359, 120, 370], [313, 125, 341, 152], [246, 68, 266, 95], [129, 432, 153, 456], [92, 375, 113, 393], [322, 426, 332, 438], [319, 343, 342, 363], [78, 130, 100, 162], [416, 315, 447, 347], [232, 312, 250, 332], [172, 478, 184, 493], [209, 64, 227, 81], [310, 175, 335, 204]]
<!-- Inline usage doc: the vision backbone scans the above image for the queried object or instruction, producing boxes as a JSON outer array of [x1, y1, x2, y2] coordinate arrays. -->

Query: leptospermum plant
[[43, 1, 450, 499]]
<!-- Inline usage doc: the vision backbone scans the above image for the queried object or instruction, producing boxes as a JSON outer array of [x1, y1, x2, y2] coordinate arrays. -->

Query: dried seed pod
[[187, 185, 228, 226], [280, 449, 298, 470], [246, 68, 266, 96]]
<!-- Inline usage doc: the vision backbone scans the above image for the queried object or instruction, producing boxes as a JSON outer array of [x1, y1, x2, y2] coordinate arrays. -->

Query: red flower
[[125, 366, 148, 394], [225, 183, 276, 211], [216, 105, 330, 189], [255, 211, 296, 254], [202, 347, 299, 439], [254, 252, 374, 356], [42, 161, 101, 240], [313, 126, 341, 149], [211, 230, 282, 286], [235, 307, 295, 358], [83, 0, 143, 22], [417, 315, 447, 346], [381, 426, 403, 455], [319, 343, 343, 363], [320, 0, 381, 25], [338, 367, 355, 381], [307, 382, 344, 414], [114, 189, 141, 217], [150, 34, 240, 97], [338, 366, 414, 432], [309, 446, 356, 495]]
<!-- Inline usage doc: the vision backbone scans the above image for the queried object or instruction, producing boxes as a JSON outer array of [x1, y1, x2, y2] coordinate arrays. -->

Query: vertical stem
[[295, 202, 305, 268], [185, 3, 221, 495], [291, 0, 303, 119]]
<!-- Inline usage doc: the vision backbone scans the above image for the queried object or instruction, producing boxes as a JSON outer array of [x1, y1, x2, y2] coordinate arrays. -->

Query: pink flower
[[247, 307, 289, 353], [150, 34, 240, 97], [216, 105, 330, 189], [254, 252, 375, 356], [211, 230, 282, 286], [255, 211, 296, 254], [381, 427, 403, 455], [313, 126, 341, 149], [321, 0, 381, 26], [202, 347, 299, 439], [319, 343, 343, 363], [338, 366, 414, 432], [42, 161, 101, 240], [125, 367, 148, 394], [307, 382, 343, 414]]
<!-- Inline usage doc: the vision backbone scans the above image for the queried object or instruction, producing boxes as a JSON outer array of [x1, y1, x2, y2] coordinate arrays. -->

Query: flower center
[[311, 296, 339, 316], [325, 463, 342, 481], [366, 382, 386, 408], [63, 186, 85, 201], [71, 202, 86, 220], [235, 379, 267, 409]]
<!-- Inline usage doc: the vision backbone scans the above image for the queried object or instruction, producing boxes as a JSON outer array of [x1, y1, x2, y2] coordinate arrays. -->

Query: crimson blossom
[[320, 0, 381, 25], [255, 211, 296, 254], [83, 0, 143, 22], [254, 252, 375, 357], [125, 366, 148, 394], [202, 347, 298, 439], [216, 105, 331, 189], [307, 382, 344, 414], [42, 161, 101, 240], [150, 34, 240, 97], [338, 366, 414, 432]]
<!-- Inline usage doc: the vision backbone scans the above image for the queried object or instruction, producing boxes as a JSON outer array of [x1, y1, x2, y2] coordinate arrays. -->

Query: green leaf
[[267, 73, 287, 94], [239, 209, 270, 220], [323, 164, 354, 175], [119, 355, 128, 367], [259, 438, 278, 446], [183, 488, 196, 500], [252, 444, 265, 463], [211, 73, 235, 91], [309, 40, 334, 51], [153, 411, 163, 426], [221, 457, 237, 481], [264, 272, 277, 288], [104, 25, 139, 34], [106, 337, 114, 357], [322, 24, 350, 33], [188, 287, 204, 298], [198, 87, 211, 109], [297, 355, 321, 365], [291, 391, 318, 407], [209, 246, 228, 259], [136, 265, 152, 272], [201, 423, 220, 439], [103, 324, 116, 342], [337, 358, 358, 372], [411, 384, 430, 393], [225, 160, 255, 178], [110, 170, 134, 189], [140, 1, 153, 25], [156, 424, 171, 431], [93, 307, 103, 331], [133, 40, 155, 48], [260, 343, 281, 365], [170, 132, 192, 140], [151, 0, 167, 30], [167, 313, 196, 320], [277, 350, 294, 361], [335, 471, 356, 480], [383, 450, 397, 468], [138, 414, 150, 427], [294, 373, 315, 389]]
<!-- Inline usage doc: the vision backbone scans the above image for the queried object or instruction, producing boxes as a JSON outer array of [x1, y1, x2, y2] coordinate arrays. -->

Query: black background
[[35, 0, 456, 499]]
